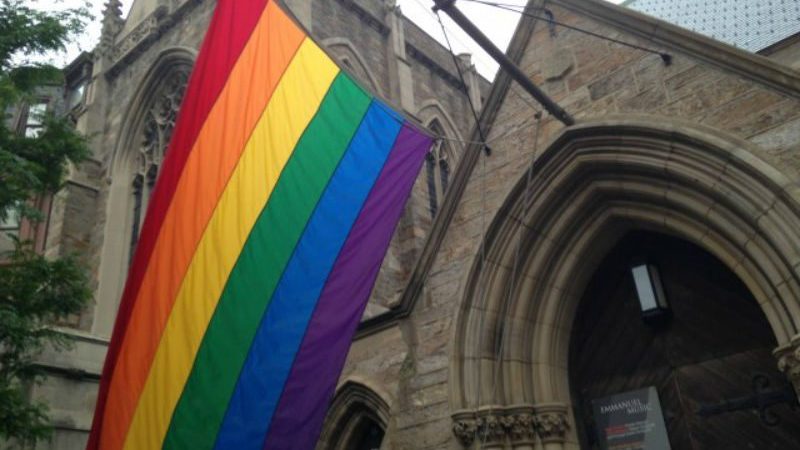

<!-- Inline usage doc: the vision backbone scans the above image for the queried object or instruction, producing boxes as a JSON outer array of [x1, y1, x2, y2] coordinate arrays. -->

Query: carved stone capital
[[775, 336, 800, 401], [452, 405, 538, 448], [475, 406, 507, 446], [452, 410, 478, 447], [534, 403, 570, 444], [503, 405, 537, 443], [105, 1, 204, 79]]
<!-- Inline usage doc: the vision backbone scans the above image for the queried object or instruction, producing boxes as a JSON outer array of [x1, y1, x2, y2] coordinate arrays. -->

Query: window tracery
[[425, 119, 451, 218], [129, 66, 190, 258]]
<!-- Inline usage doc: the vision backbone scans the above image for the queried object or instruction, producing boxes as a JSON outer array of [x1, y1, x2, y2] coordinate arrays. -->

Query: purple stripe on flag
[[261, 125, 431, 450]]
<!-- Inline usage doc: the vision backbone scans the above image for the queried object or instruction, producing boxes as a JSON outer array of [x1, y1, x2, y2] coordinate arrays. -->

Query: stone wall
[[337, 1, 800, 449], [87, 0, 215, 339], [36, 0, 800, 447], [312, 0, 392, 97], [33, 0, 490, 448]]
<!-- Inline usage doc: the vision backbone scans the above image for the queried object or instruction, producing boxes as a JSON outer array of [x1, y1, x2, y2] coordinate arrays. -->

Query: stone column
[[88, 0, 123, 143], [534, 403, 570, 450], [85, 1, 122, 337], [457, 53, 482, 112], [384, 0, 416, 113], [775, 335, 800, 402]]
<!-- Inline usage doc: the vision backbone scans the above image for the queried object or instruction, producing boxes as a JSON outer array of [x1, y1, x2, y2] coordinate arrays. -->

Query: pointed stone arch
[[93, 47, 195, 337], [418, 100, 464, 218], [322, 37, 384, 98], [316, 379, 392, 450], [417, 99, 465, 151], [110, 46, 195, 175], [450, 118, 800, 448]]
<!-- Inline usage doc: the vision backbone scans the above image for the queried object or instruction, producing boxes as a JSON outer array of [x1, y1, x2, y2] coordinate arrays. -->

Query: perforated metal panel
[[624, 0, 800, 52]]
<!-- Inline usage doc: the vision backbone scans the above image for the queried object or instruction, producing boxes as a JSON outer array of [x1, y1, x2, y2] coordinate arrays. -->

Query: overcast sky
[[33, 0, 625, 78]]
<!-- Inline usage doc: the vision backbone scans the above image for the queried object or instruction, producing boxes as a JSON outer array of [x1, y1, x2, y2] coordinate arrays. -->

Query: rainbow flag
[[87, 1, 432, 449]]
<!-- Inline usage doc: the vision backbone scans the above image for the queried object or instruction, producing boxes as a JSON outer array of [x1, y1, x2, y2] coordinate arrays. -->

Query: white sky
[[31, 0, 625, 78]]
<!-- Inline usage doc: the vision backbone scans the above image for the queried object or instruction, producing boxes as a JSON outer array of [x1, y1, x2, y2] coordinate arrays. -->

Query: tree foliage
[[0, 0, 92, 446]]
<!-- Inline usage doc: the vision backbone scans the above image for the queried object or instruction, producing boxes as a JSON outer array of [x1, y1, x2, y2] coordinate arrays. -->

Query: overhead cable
[[435, 10, 493, 155], [462, 0, 673, 65]]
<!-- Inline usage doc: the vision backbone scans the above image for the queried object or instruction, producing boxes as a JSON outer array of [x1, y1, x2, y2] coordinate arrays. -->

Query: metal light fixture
[[630, 262, 670, 322]]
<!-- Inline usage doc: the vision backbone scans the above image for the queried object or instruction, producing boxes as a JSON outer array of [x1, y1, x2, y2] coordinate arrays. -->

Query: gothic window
[[349, 418, 385, 450], [317, 382, 390, 450], [425, 120, 452, 218], [129, 67, 190, 258], [323, 38, 383, 97]]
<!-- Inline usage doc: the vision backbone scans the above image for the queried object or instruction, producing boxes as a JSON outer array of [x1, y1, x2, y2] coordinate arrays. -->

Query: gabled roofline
[[554, 0, 800, 98], [758, 32, 800, 58]]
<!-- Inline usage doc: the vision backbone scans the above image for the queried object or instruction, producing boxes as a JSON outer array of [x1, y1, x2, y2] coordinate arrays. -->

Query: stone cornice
[[551, 0, 800, 98], [335, 0, 390, 36], [333, 0, 479, 92], [405, 44, 467, 92], [104, 0, 482, 95], [105, 0, 204, 80], [31, 362, 101, 381]]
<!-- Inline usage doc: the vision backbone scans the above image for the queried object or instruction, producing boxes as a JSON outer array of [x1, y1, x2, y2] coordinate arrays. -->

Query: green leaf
[[0, 0, 92, 445]]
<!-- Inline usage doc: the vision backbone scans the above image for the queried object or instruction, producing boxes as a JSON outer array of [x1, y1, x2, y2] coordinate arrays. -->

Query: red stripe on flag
[[86, 1, 271, 448]]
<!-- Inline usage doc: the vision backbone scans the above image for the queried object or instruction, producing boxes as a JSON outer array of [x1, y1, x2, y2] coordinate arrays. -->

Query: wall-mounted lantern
[[630, 262, 670, 323]]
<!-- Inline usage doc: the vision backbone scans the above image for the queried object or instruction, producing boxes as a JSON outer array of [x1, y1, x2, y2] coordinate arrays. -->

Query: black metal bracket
[[696, 373, 799, 427]]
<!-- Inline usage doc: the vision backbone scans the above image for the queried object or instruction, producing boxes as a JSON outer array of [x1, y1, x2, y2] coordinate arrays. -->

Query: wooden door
[[569, 231, 800, 449]]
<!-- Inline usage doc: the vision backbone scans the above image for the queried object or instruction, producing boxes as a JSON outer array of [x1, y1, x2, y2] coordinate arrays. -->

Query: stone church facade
[[29, 0, 800, 449], [33, 0, 488, 448]]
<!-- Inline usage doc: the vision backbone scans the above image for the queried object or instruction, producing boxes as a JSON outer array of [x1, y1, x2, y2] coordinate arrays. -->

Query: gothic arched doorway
[[450, 119, 800, 449], [570, 230, 800, 449]]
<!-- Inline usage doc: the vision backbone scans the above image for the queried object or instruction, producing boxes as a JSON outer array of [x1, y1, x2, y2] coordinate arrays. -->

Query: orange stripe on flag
[[98, 4, 305, 450]]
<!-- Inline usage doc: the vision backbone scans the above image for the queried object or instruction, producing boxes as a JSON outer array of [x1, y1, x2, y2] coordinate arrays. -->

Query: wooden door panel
[[676, 349, 800, 449], [569, 232, 800, 450]]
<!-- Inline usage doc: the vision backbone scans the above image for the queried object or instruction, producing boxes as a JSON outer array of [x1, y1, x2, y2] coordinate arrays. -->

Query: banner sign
[[592, 387, 671, 450]]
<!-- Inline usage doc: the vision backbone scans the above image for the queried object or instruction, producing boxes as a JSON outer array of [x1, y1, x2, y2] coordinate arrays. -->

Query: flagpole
[[432, 0, 575, 126]]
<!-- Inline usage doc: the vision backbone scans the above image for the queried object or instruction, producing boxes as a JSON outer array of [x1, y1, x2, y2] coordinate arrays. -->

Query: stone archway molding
[[450, 116, 800, 448], [321, 37, 385, 98], [109, 46, 196, 177], [93, 47, 196, 339], [417, 99, 466, 146]]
